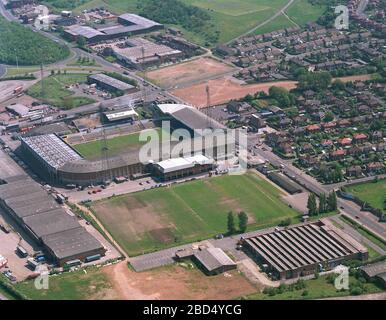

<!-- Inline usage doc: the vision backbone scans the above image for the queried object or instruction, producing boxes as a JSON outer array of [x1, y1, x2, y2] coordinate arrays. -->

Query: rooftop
[[155, 154, 213, 173], [194, 247, 236, 272], [41, 227, 105, 260], [89, 73, 135, 91], [360, 260, 386, 278], [22, 134, 83, 170], [244, 221, 367, 273], [118, 13, 162, 28]]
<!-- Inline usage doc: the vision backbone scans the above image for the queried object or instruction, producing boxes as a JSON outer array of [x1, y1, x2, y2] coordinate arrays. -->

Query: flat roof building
[[88, 73, 138, 93], [243, 220, 368, 280], [114, 37, 182, 69], [0, 179, 105, 266], [103, 108, 138, 122]]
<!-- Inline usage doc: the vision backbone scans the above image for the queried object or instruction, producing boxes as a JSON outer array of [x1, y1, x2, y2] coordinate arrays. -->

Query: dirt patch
[[172, 77, 298, 108], [93, 198, 168, 240], [103, 261, 257, 300], [337, 74, 373, 82], [145, 57, 236, 89], [149, 228, 175, 244]]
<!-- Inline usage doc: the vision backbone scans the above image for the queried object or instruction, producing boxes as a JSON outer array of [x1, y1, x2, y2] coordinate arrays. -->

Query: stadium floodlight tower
[[99, 103, 112, 184]]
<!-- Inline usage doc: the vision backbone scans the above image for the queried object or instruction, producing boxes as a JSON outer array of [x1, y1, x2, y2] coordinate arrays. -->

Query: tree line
[[307, 191, 338, 216], [227, 211, 248, 235]]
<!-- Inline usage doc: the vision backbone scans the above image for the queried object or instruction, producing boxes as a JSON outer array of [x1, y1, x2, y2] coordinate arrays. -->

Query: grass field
[[27, 73, 95, 109], [73, 128, 162, 160], [91, 172, 299, 256], [347, 179, 386, 214], [72, 0, 324, 45], [253, 0, 326, 35], [243, 275, 383, 300], [15, 267, 116, 300]]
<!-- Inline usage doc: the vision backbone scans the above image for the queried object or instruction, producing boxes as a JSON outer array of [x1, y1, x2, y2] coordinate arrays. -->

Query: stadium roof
[[118, 13, 162, 28], [21, 134, 83, 170], [42, 227, 105, 260], [88, 73, 135, 92], [157, 104, 226, 131], [194, 248, 236, 272]]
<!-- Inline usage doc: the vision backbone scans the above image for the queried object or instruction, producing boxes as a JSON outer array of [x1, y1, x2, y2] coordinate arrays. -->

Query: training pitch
[[91, 172, 299, 256]]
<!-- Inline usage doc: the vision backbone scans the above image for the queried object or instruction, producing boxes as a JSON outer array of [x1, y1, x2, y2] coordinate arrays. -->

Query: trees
[[138, 0, 219, 45], [0, 16, 69, 65], [268, 86, 295, 108], [238, 211, 248, 233], [327, 191, 338, 212], [319, 193, 327, 214], [298, 71, 332, 92], [307, 193, 318, 216], [227, 211, 236, 235]]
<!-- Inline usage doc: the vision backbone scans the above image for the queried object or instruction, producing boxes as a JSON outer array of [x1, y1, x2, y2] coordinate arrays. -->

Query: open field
[[27, 73, 95, 109], [244, 275, 383, 300], [15, 267, 118, 300], [286, 0, 326, 26], [10, 261, 257, 300], [347, 180, 386, 214], [72, 0, 324, 45], [91, 172, 299, 256], [172, 77, 298, 108], [103, 261, 257, 300], [144, 58, 236, 89], [73, 128, 162, 160]]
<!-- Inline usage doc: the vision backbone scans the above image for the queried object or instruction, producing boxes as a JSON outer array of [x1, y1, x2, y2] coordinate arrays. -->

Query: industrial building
[[0, 176, 105, 266], [175, 247, 237, 275], [64, 25, 106, 43], [88, 73, 138, 94], [267, 172, 303, 194], [64, 13, 163, 43], [360, 260, 386, 288], [243, 220, 368, 280], [6, 104, 29, 117], [113, 38, 183, 69], [103, 108, 139, 123], [152, 154, 214, 181]]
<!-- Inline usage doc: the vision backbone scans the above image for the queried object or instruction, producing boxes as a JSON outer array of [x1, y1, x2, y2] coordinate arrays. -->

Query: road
[[226, 0, 296, 44], [249, 140, 386, 241], [0, 64, 6, 78]]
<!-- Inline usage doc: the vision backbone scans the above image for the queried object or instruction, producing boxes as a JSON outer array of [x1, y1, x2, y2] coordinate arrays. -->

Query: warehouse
[[243, 220, 368, 280], [103, 108, 139, 123], [360, 260, 386, 288], [0, 178, 105, 265], [88, 73, 138, 94], [64, 25, 106, 43], [267, 172, 302, 194], [193, 247, 237, 275], [113, 37, 183, 69], [6, 104, 29, 117], [117, 13, 163, 32], [152, 154, 214, 181]]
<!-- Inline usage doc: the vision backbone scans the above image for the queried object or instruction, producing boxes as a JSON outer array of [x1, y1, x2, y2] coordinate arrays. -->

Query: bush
[[350, 286, 363, 296]]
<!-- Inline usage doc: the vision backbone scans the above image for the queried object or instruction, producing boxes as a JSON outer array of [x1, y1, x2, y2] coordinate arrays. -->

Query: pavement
[[0, 64, 6, 78], [129, 226, 277, 272], [329, 216, 386, 256]]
